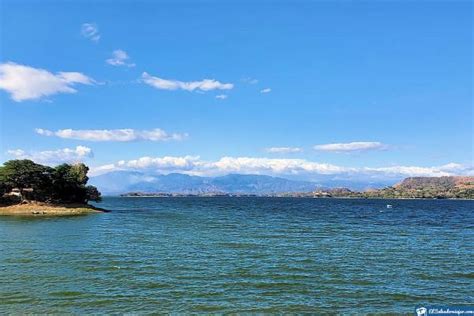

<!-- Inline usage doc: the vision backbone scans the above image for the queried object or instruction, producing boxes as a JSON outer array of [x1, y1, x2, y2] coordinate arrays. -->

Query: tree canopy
[[0, 160, 101, 204]]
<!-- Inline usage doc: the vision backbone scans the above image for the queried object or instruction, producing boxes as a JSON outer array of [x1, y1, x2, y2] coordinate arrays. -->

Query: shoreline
[[116, 195, 474, 200], [0, 202, 108, 216]]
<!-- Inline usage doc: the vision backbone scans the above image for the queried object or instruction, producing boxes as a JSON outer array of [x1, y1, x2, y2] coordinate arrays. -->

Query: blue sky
[[0, 1, 472, 181]]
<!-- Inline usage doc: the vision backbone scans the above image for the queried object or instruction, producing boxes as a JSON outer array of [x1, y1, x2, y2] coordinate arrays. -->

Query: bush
[[85, 185, 102, 202], [0, 194, 21, 205]]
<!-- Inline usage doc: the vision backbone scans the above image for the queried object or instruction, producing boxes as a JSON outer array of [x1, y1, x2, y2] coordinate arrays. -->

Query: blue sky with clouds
[[0, 1, 472, 180]]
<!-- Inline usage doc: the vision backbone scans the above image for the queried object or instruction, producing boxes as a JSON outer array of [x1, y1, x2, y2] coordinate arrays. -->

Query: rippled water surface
[[1, 197, 473, 313]]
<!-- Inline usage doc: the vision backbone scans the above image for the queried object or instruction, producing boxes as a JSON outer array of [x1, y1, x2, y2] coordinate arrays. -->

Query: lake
[[0, 197, 473, 313]]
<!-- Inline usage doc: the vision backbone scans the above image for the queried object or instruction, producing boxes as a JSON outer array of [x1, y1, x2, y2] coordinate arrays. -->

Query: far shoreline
[[113, 195, 474, 201]]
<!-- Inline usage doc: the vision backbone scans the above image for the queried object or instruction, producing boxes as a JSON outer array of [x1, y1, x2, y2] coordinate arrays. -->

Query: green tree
[[85, 185, 102, 202], [69, 163, 89, 185], [0, 160, 53, 201]]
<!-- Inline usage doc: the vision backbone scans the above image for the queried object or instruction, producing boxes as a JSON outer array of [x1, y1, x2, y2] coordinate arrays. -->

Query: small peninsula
[[0, 160, 105, 216]]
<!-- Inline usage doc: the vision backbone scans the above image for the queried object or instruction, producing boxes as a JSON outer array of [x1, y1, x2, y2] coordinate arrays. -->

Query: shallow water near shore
[[1, 197, 473, 313]]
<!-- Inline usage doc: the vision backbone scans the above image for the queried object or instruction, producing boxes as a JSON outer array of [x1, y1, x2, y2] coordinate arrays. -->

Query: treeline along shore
[[0, 160, 106, 216], [311, 176, 474, 199]]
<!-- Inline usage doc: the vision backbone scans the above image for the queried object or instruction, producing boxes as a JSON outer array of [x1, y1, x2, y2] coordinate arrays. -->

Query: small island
[[0, 160, 106, 216]]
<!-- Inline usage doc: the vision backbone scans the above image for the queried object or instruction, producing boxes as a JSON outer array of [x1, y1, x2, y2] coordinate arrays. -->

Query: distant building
[[313, 191, 332, 198], [5, 188, 21, 197], [3, 188, 34, 200]]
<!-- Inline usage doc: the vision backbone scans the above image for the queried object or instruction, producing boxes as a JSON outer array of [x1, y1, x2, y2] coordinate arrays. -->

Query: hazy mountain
[[313, 178, 393, 191], [211, 174, 320, 194], [90, 172, 322, 195], [89, 171, 397, 195]]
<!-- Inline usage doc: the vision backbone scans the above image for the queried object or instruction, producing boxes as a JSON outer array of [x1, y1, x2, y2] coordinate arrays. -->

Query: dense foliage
[[0, 160, 101, 204]]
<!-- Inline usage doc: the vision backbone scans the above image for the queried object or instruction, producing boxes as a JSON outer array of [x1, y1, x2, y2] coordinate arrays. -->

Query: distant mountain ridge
[[89, 171, 322, 195], [386, 176, 474, 198], [395, 176, 473, 190], [316, 176, 474, 199], [90, 172, 473, 198]]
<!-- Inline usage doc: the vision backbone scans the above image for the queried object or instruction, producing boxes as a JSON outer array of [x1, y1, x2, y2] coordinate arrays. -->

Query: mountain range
[[89, 171, 392, 195]]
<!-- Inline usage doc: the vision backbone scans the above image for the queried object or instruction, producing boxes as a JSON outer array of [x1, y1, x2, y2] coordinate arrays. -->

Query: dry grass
[[0, 201, 108, 216]]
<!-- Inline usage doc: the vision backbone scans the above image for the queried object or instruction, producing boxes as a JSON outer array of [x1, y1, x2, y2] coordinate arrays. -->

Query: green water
[[1, 197, 473, 313]]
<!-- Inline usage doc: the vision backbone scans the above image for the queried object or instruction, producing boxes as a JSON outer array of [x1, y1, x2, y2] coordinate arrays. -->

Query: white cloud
[[142, 72, 233, 92], [215, 94, 228, 99], [242, 77, 258, 84], [106, 49, 135, 67], [265, 147, 303, 154], [362, 163, 473, 178], [117, 155, 200, 171], [7, 146, 93, 165], [89, 156, 347, 176], [35, 128, 187, 142], [314, 141, 387, 152], [260, 88, 271, 93], [0, 62, 94, 102], [207, 157, 348, 176], [81, 23, 100, 42], [87, 164, 119, 176], [90, 155, 472, 179]]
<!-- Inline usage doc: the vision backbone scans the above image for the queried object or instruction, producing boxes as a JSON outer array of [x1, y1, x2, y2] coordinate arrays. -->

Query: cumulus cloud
[[141, 72, 233, 92], [7, 146, 93, 165], [362, 163, 473, 178], [89, 155, 472, 179], [265, 147, 303, 154], [260, 88, 271, 93], [81, 23, 100, 42], [208, 157, 349, 176], [116, 155, 200, 171], [0, 62, 94, 102], [314, 141, 387, 152], [215, 94, 228, 99], [106, 49, 135, 67], [89, 156, 347, 176], [35, 128, 187, 142]]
